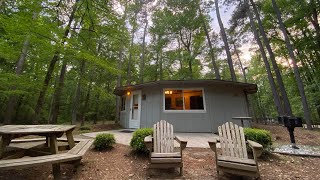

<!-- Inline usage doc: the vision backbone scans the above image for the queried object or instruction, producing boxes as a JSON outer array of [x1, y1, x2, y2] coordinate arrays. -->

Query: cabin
[[113, 80, 257, 133]]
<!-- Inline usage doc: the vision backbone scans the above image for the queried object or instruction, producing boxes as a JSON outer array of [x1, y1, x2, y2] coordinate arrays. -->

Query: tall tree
[[244, 0, 283, 116], [214, 0, 236, 81], [250, 0, 292, 116], [198, 1, 220, 79], [271, 0, 313, 129], [33, 0, 79, 124]]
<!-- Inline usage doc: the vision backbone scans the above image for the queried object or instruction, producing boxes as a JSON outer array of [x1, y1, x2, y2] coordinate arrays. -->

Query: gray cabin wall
[[140, 86, 161, 128], [138, 84, 249, 133], [207, 86, 248, 132]]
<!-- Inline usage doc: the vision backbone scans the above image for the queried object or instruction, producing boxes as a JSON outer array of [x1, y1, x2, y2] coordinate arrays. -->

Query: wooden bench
[[0, 153, 82, 170], [0, 139, 93, 179]]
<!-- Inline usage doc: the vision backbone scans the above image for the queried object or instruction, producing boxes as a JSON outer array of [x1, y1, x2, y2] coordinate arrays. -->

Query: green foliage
[[94, 133, 116, 151], [130, 128, 153, 153], [79, 126, 91, 131], [244, 128, 272, 150]]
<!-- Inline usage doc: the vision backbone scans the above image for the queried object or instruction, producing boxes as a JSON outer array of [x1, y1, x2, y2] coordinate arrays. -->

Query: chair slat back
[[153, 120, 174, 153], [218, 122, 247, 158]]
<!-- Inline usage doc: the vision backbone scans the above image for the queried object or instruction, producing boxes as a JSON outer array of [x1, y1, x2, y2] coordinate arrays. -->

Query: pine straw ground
[[0, 124, 320, 180]]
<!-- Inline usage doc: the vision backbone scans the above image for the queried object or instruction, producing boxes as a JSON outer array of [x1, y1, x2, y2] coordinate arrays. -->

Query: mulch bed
[[1, 124, 320, 179]]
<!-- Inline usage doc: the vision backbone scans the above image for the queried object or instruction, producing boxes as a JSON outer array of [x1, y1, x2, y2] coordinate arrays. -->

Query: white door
[[129, 91, 141, 129]]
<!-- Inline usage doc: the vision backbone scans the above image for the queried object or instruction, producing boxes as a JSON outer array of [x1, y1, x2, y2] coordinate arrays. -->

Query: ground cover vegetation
[[0, 0, 319, 128]]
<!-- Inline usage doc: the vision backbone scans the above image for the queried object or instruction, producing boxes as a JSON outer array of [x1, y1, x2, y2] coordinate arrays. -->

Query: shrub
[[94, 133, 116, 151], [244, 128, 272, 150], [80, 126, 91, 131], [130, 128, 153, 153]]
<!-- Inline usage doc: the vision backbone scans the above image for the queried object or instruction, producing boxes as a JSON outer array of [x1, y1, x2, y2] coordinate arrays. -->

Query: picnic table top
[[0, 125, 76, 135]]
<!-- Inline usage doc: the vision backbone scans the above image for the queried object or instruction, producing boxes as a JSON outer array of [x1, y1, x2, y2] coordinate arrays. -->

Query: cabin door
[[129, 90, 141, 129]]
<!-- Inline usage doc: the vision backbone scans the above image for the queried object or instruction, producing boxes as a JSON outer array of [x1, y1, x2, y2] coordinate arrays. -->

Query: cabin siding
[[133, 84, 249, 133]]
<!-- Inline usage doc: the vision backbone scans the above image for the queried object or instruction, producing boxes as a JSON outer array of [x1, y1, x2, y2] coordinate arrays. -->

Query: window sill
[[163, 110, 206, 113]]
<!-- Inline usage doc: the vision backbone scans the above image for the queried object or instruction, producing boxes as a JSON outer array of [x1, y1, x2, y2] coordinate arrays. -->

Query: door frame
[[129, 90, 141, 129]]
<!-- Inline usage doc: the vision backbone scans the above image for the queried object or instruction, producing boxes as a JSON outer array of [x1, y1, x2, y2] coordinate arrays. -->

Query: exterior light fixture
[[127, 91, 131, 96]]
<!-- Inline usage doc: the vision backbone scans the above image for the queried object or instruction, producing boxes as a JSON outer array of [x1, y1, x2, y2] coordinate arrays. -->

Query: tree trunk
[[246, 0, 283, 116], [214, 0, 236, 81], [50, 59, 68, 124], [139, 14, 148, 83], [232, 42, 247, 82], [251, 0, 292, 116], [3, 38, 30, 124], [33, 0, 79, 124], [127, 12, 138, 86], [198, 5, 220, 79], [309, 0, 320, 47], [71, 60, 85, 125], [4, 10, 37, 124], [81, 82, 92, 126], [159, 52, 163, 80], [115, 3, 127, 124], [271, 0, 313, 130]]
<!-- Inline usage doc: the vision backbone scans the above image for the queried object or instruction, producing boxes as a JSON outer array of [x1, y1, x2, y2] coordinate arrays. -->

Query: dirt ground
[[0, 124, 320, 180]]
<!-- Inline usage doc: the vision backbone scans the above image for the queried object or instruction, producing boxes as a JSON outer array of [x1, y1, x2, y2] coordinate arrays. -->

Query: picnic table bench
[[0, 125, 93, 179]]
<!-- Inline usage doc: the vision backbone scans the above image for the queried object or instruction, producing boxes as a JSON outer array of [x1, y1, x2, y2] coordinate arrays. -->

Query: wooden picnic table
[[232, 117, 252, 127], [0, 125, 76, 159]]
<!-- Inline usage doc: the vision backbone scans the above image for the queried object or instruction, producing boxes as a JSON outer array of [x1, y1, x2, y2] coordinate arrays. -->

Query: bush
[[244, 128, 272, 150], [80, 126, 91, 131], [130, 128, 153, 153], [94, 133, 116, 151]]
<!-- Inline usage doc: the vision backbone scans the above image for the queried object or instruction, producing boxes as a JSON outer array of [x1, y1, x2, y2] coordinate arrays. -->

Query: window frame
[[163, 88, 206, 113], [120, 95, 126, 112]]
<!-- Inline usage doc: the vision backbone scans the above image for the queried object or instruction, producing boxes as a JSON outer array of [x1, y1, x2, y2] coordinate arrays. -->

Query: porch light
[[127, 91, 131, 96]]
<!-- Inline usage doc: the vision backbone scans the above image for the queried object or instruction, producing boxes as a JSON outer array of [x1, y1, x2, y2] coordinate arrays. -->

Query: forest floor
[[0, 123, 320, 180]]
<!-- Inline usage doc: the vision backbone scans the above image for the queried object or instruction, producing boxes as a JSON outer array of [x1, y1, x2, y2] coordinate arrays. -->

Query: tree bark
[[115, 2, 127, 124], [3, 38, 30, 124], [127, 12, 138, 86], [33, 0, 79, 124], [71, 60, 85, 125], [198, 5, 220, 80], [139, 13, 148, 83], [232, 42, 247, 83], [251, 0, 292, 116], [271, 0, 313, 129], [81, 82, 92, 126], [245, 0, 283, 116], [214, 0, 236, 81], [50, 59, 68, 124]]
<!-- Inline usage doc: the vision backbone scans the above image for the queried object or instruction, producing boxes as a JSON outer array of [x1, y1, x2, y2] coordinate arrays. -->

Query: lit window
[[164, 89, 205, 111]]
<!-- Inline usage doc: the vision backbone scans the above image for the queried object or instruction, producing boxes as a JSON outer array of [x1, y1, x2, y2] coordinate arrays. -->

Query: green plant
[[130, 128, 153, 153], [80, 126, 91, 131], [94, 133, 116, 151], [244, 128, 272, 150]]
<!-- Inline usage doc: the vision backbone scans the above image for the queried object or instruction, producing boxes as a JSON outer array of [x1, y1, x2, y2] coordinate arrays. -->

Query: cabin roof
[[113, 79, 258, 96]]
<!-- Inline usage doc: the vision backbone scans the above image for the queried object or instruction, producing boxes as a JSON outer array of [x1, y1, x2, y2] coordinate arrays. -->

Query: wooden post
[[0, 135, 11, 159], [66, 130, 75, 149], [50, 134, 61, 180]]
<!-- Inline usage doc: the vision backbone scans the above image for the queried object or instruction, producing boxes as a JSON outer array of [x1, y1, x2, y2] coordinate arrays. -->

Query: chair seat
[[151, 157, 182, 164], [218, 156, 256, 165], [151, 152, 182, 163], [151, 152, 181, 158], [217, 156, 257, 172]]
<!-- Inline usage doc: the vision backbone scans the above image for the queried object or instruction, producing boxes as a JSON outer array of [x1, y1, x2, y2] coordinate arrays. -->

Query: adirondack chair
[[144, 120, 187, 175], [208, 122, 263, 178]]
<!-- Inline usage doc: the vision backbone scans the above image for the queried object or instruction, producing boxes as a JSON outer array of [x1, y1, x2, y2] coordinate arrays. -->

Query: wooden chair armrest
[[247, 140, 263, 159], [208, 139, 217, 152], [144, 135, 153, 151], [175, 136, 187, 150]]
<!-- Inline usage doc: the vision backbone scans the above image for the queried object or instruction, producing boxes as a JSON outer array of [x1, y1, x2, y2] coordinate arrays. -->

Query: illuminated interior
[[164, 89, 204, 110]]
